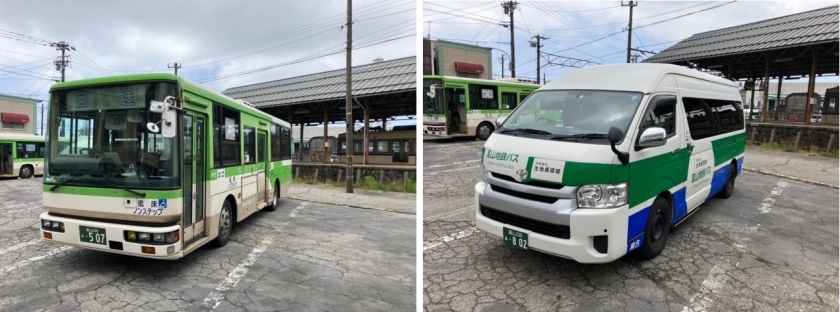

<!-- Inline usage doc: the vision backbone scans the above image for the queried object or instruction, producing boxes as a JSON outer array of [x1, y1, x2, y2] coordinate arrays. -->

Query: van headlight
[[577, 183, 627, 208]]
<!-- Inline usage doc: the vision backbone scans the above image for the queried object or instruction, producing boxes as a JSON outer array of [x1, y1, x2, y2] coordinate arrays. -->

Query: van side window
[[683, 97, 743, 139], [707, 99, 744, 133], [682, 98, 714, 140], [639, 95, 676, 137]]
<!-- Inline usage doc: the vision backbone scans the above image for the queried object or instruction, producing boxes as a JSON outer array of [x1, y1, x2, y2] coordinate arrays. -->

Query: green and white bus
[[423, 76, 540, 140], [0, 132, 45, 179], [39, 73, 293, 259]]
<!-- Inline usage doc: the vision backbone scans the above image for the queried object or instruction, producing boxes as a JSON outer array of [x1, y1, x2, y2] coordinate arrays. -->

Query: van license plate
[[503, 227, 528, 250], [79, 226, 107, 245]]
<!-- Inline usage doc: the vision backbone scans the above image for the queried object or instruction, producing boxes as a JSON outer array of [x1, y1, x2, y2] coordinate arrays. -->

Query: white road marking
[[682, 263, 730, 312], [759, 180, 787, 214], [426, 205, 474, 221], [289, 203, 307, 218], [423, 227, 479, 251], [425, 159, 480, 169], [426, 166, 480, 176], [204, 236, 274, 309], [0, 246, 73, 274], [0, 239, 41, 256]]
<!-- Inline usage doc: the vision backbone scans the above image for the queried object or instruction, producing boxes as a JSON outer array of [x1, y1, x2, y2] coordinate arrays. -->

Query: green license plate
[[503, 227, 528, 250], [79, 226, 107, 245]]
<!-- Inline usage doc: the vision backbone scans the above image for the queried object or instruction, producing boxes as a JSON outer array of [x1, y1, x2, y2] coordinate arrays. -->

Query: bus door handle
[[672, 147, 680, 154]]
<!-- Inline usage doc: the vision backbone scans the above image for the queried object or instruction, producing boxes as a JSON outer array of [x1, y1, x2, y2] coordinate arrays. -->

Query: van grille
[[491, 173, 564, 189], [489, 184, 559, 204], [480, 205, 570, 239]]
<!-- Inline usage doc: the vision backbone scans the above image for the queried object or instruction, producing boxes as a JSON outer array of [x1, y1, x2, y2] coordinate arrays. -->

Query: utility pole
[[345, 0, 354, 193], [50, 41, 73, 82], [530, 35, 547, 84], [622, 1, 637, 63], [498, 54, 507, 78], [168, 63, 181, 75], [39, 103, 45, 136], [502, 1, 518, 78]]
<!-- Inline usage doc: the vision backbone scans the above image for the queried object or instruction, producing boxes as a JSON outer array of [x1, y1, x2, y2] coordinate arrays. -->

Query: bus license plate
[[79, 226, 107, 245], [503, 227, 528, 250]]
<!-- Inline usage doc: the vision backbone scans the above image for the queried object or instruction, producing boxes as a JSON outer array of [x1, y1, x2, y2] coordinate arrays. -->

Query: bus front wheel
[[212, 200, 233, 247], [19, 165, 33, 179], [265, 182, 279, 211], [476, 122, 494, 140], [640, 197, 671, 260]]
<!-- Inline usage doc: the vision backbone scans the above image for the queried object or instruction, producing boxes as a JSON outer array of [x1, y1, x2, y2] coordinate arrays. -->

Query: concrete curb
[[285, 194, 416, 216], [742, 167, 839, 189]]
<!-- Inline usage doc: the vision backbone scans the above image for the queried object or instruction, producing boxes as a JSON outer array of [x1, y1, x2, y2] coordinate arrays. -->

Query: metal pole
[[345, 0, 354, 193], [499, 55, 505, 78]]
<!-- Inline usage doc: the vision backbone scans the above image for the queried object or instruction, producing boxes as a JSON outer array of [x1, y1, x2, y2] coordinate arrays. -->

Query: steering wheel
[[78, 148, 91, 155], [536, 117, 556, 126]]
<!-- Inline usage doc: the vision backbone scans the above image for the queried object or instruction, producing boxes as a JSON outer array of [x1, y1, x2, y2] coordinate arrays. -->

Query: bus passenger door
[[183, 113, 207, 245], [257, 130, 268, 205], [0, 143, 11, 175], [447, 88, 466, 134]]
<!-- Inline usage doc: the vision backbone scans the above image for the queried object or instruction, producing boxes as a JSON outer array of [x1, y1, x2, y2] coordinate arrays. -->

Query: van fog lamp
[[577, 183, 627, 208]]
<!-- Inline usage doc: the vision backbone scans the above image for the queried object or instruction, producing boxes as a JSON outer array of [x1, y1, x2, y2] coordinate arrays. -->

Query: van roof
[[542, 63, 738, 93]]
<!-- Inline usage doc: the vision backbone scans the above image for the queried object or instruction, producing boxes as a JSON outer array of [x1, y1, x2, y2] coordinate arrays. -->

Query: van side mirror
[[638, 127, 667, 147], [496, 116, 507, 127], [608, 126, 629, 165]]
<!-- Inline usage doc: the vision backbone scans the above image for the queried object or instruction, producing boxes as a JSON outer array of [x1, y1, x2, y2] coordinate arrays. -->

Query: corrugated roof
[[643, 5, 839, 64], [222, 56, 415, 108]]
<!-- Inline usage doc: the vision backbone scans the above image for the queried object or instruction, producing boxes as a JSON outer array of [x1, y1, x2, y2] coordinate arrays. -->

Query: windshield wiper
[[103, 173, 147, 197], [550, 133, 609, 141], [499, 128, 552, 135], [49, 169, 85, 191]]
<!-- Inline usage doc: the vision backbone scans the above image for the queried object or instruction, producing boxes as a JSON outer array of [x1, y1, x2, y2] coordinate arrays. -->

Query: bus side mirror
[[147, 96, 178, 138]]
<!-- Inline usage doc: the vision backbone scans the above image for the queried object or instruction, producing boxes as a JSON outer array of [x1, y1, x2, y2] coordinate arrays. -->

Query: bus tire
[[640, 197, 671, 260], [212, 200, 233, 247], [476, 122, 494, 141], [19, 165, 33, 179], [265, 182, 279, 211], [719, 163, 737, 199]]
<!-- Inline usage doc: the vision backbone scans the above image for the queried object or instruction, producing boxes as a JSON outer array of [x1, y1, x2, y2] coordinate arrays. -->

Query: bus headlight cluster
[[577, 183, 627, 208], [125, 230, 179, 244], [41, 219, 65, 232]]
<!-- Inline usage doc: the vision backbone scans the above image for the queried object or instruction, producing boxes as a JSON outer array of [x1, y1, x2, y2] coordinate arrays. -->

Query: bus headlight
[[138, 233, 151, 241], [577, 183, 627, 208], [152, 233, 165, 242]]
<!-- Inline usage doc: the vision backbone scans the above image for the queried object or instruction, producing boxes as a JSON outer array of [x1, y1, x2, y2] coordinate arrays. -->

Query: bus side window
[[501, 92, 518, 110]]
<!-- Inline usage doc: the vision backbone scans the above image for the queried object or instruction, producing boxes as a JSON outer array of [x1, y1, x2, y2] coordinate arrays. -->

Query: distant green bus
[[0, 132, 45, 178], [423, 76, 540, 140], [39, 73, 293, 259]]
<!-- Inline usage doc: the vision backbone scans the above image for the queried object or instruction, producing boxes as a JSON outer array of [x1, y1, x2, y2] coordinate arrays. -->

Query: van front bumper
[[474, 181, 630, 264]]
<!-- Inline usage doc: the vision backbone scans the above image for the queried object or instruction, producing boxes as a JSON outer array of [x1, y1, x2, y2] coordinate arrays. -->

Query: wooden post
[[827, 133, 836, 152], [794, 131, 802, 150], [761, 53, 771, 122], [323, 107, 329, 163], [750, 127, 757, 145], [299, 122, 304, 161], [769, 129, 776, 146], [806, 49, 818, 125], [775, 70, 783, 121], [288, 112, 294, 158]]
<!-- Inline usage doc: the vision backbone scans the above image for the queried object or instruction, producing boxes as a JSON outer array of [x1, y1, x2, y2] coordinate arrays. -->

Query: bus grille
[[480, 205, 570, 239], [489, 184, 559, 204]]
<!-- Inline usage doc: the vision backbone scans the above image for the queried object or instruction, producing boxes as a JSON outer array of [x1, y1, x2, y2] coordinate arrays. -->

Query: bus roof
[[0, 133, 44, 141], [49, 73, 285, 125], [542, 63, 738, 93], [423, 75, 541, 88]]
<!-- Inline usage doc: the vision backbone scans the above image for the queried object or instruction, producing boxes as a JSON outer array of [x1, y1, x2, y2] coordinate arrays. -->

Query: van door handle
[[672, 147, 680, 154]]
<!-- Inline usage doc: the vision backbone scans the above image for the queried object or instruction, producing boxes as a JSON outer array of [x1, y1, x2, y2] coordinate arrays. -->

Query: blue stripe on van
[[707, 165, 730, 200], [737, 156, 744, 176], [671, 187, 688, 225], [627, 205, 650, 248]]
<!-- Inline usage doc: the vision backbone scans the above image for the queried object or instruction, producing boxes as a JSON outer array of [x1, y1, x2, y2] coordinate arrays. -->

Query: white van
[[476, 63, 746, 263]]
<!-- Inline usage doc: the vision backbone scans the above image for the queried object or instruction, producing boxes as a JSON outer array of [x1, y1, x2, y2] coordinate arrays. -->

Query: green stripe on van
[[711, 132, 746, 167]]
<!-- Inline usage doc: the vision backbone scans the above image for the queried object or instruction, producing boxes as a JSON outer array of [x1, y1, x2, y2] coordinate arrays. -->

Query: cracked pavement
[[422, 137, 839, 312], [0, 177, 415, 311]]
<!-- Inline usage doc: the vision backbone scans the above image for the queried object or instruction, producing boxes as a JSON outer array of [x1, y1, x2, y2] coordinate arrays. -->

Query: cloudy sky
[[423, 0, 837, 83], [0, 0, 415, 105]]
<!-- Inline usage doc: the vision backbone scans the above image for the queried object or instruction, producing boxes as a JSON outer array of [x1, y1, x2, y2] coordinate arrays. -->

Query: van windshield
[[498, 90, 644, 141]]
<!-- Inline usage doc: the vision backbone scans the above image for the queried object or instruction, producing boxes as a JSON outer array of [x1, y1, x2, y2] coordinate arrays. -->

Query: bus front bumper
[[39, 212, 183, 260], [474, 182, 629, 264]]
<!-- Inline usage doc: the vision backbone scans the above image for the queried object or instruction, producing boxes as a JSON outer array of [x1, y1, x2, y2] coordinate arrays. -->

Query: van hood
[[482, 133, 628, 186]]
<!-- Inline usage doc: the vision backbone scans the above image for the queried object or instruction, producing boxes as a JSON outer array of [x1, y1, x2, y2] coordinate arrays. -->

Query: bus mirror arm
[[608, 126, 629, 166]]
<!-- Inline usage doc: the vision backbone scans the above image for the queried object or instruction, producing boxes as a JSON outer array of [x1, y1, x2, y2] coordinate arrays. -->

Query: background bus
[[0, 132, 45, 179], [337, 127, 416, 165], [423, 76, 540, 140], [39, 73, 293, 259]]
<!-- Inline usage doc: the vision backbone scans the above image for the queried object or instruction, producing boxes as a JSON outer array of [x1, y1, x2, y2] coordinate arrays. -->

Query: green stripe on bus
[[43, 185, 182, 198]]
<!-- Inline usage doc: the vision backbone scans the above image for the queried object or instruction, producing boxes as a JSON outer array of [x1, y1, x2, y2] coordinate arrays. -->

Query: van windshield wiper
[[550, 133, 609, 141], [499, 128, 552, 135], [103, 173, 147, 197]]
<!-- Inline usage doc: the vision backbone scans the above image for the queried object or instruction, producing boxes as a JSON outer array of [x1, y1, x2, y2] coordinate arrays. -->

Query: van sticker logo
[[486, 149, 519, 162], [515, 169, 528, 181]]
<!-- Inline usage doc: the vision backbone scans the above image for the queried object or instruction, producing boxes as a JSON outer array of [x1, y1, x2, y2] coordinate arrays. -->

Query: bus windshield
[[45, 82, 181, 189], [499, 90, 644, 140], [423, 78, 445, 114]]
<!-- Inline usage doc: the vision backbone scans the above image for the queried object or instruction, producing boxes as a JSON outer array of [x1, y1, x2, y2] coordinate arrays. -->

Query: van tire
[[211, 200, 233, 247], [18, 165, 33, 179], [476, 122, 494, 140], [719, 163, 736, 199], [640, 197, 671, 260]]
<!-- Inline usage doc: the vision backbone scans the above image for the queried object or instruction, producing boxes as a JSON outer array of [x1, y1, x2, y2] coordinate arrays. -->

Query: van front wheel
[[640, 197, 671, 260]]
